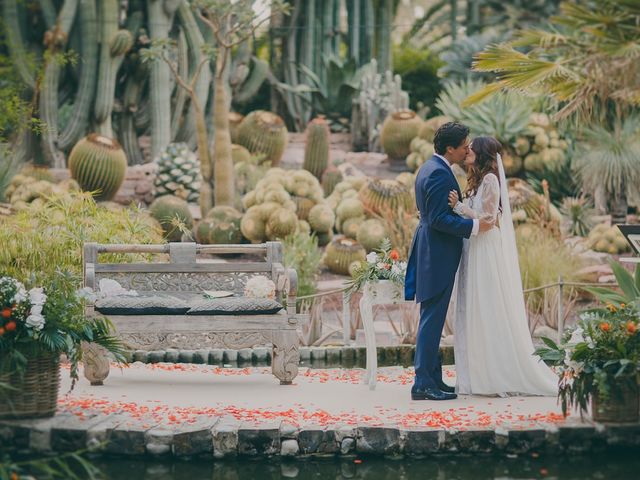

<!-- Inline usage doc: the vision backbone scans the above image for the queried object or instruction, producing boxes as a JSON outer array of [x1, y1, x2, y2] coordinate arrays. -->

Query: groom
[[405, 122, 494, 401]]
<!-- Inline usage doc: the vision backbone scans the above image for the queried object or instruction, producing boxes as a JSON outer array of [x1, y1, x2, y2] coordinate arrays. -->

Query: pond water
[[89, 451, 640, 480]]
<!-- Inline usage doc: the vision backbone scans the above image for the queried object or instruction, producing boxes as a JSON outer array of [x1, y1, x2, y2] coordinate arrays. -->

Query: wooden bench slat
[[94, 263, 272, 273], [95, 243, 268, 255]]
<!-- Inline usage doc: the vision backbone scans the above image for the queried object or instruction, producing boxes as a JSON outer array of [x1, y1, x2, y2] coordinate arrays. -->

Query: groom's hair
[[433, 122, 470, 155]]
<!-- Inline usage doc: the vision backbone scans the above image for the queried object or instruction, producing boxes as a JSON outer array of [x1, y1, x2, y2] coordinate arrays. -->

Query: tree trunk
[[213, 50, 234, 207], [193, 99, 212, 216]]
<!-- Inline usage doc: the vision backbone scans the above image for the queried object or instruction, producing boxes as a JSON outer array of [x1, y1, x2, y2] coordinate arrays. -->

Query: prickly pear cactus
[[154, 143, 201, 203]]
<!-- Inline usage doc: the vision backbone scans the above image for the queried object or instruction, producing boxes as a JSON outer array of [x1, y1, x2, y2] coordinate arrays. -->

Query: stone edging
[[121, 345, 454, 368], [2, 415, 639, 458]]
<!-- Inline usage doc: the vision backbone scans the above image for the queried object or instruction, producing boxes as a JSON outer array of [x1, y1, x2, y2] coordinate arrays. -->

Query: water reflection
[[92, 451, 639, 480]]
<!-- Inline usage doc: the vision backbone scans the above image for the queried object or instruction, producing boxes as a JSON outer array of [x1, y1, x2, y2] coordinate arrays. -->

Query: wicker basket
[[0, 351, 61, 419], [591, 375, 639, 423]]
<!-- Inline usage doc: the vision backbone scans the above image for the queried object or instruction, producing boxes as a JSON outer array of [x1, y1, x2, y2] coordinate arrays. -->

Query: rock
[[238, 426, 280, 456], [178, 350, 194, 363], [208, 349, 224, 365], [213, 423, 238, 458], [340, 437, 355, 454], [599, 274, 616, 284], [403, 429, 442, 455], [298, 428, 338, 454], [576, 264, 613, 283], [173, 418, 217, 456], [356, 427, 400, 455], [533, 325, 558, 340], [238, 348, 253, 364], [132, 350, 148, 363], [280, 423, 299, 439], [280, 439, 299, 457], [192, 349, 209, 364], [252, 347, 269, 364], [147, 351, 165, 363], [223, 350, 238, 364], [145, 428, 173, 456], [165, 349, 179, 362]]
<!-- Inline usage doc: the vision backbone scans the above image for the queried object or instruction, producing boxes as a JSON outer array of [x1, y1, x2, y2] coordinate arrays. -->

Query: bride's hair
[[464, 136, 502, 202]]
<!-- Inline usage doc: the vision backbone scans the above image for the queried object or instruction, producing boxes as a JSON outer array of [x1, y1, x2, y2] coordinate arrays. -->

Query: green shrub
[[393, 46, 442, 113], [0, 191, 163, 284], [283, 231, 322, 298]]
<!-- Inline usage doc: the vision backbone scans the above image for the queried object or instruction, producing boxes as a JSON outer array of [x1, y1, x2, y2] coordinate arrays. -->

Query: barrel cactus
[[321, 165, 343, 197], [418, 115, 452, 142], [342, 216, 364, 239], [323, 236, 366, 275], [231, 144, 253, 165], [359, 178, 413, 216], [149, 195, 193, 242], [236, 111, 288, 166], [229, 112, 245, 143], [68, 134, 127, 201], [308, 203, 335, 234], [356, 219, 388, 252], [406, 137, 435, 172], [196, 206, 243, 244], [240, 207, 267, 243], [587, 224, 630, 254], [154, 142, 201, 203], [266, 207, 298, 240], [303, 116, 330, 180], [380, 109, 423, 162]]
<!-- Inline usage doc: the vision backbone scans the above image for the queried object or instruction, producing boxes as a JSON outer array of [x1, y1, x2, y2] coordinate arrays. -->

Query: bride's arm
[[479, 173, 501, 222], [453, 200, 478, 219]]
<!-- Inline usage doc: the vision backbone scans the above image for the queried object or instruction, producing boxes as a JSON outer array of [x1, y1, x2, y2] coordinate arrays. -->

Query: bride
[[448, 136, 557, 396]]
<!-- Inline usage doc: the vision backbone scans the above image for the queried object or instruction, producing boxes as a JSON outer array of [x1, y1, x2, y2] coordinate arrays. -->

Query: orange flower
[[1, 307, 11, 318], [620, 303, 626, 309], [606, 303, 617, 313], [599, 322, 611, 332], [5, 321, 16, 332], [382, 263, 391, 270], [0, 327, 4, 336], [626, 321, 637, 334], [389, 250, 400, 261], [11, 472, 18, 480]]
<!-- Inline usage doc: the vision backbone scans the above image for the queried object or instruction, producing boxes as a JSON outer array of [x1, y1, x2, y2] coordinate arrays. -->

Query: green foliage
[[584, 261, 640, 307], [0, 144, 21, 202], [346, 238, 406, 298], [437, 79, 533, 145], [559, 196, 595, 237], [535, 301, 640, 416], [0, 449, 103, 479], [392, 46, 442, 112], [516, 225, 584, 314], [438, 31, 505, 83], [526, 156, 579, 206], [0, 191, 163, 285], [283, 232, 322, 298]]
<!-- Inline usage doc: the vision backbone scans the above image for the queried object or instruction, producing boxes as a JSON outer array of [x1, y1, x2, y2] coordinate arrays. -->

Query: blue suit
[[404, 155, 474, 390]]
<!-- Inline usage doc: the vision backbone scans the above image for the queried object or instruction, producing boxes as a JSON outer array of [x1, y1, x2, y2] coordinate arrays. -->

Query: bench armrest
[[273, 262, 298, 322]]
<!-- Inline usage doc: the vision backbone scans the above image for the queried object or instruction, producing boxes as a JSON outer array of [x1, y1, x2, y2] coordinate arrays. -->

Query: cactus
[[229, 113, 245, 144], [154, 143, 201, 203], [587, 223, 630, 254], [342, 216, 364, 239], [336, 197, 365, 221], [380, 109, 423, 167], [308, 203, 335, 234], [94, 0, 133, 138], [236, 111, 289, 166], [266, 207, 298, 240], [359, 178, 413, 216], [240, 208, 267, 243], [196, 206, 243, 244], [321, 164, 343, 197], [149, 195, 193, 242], [418, 116, 452, 143], [293, 196, 315, 221], [231, 144, 252, 164], [356, 219, 387, 252], [68, 134, 127, 201], [351, 59, 410, 152], [2, 0, 36, 90], [303, 116, 331, 180], [323, 236, 366, 275]]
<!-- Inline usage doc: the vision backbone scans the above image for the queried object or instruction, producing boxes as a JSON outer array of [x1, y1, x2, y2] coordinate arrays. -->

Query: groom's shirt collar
[[434, 153, 451, 169]]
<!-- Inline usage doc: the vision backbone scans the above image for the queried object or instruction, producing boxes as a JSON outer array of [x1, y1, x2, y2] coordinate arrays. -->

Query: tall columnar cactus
[[59, 0, 98, 152], [303, 116, 331, 180], [3, 0, 36, 90], [39, 0, 79, 168], [380, 109, 423, 165], [236, 111, 289, 166], [68, 134, 127, 201], [352, 59, 410, 152]]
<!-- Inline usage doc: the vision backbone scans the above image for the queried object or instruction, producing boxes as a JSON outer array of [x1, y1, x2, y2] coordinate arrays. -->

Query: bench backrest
[[83, 242, 284, 297]]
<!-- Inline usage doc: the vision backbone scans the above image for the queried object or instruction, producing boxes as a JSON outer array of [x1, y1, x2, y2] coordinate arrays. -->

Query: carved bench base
[[82, 329, 300, 386]]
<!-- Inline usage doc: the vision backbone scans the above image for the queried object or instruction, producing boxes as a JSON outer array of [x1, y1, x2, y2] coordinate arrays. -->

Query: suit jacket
[[404, 155, 474, 303]]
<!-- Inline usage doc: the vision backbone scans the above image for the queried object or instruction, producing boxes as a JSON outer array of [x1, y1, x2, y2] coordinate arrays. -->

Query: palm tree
[[465, 0, 640, 220]]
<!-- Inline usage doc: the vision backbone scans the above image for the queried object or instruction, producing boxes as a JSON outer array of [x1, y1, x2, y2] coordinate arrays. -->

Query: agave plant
[[436, 79, 533, 145], [560, 196, 595, 237], [573, 117, 640, 222]]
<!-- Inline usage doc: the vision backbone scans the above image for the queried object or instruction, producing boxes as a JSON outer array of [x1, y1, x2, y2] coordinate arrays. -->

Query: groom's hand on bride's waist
[[478, 217, 495, 233]]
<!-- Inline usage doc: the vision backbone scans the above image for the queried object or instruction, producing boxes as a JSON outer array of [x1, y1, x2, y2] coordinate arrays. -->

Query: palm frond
[[512, 28, 568, 48]]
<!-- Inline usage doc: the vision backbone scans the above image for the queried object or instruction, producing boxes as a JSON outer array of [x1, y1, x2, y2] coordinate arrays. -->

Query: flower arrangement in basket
[[535, 261, 640, 422], [0, 271, 125, 418], [346, 239, 407, 298]]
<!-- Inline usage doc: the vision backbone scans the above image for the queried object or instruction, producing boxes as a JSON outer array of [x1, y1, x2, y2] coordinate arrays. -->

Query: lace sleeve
[[453, 201, 478, 219], [479, 173, 501, 221]]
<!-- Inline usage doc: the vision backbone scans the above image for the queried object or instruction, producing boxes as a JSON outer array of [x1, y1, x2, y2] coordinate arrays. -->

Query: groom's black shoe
[[436, 381, 455, 394], [411, 387, 457, 401]]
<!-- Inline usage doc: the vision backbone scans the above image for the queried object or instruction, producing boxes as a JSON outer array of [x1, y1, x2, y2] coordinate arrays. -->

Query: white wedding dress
[[452, 157, 557, 396]]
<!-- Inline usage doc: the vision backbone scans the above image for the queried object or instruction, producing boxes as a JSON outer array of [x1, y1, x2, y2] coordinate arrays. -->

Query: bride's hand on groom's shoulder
[[448, 190, 458, 209]]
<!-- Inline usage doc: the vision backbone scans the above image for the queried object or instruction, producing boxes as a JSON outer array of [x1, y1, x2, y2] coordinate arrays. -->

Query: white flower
[[28, 287, 47, 306], [76, 287, 98, 302], [366, 252, 378, 264], [14, 283, 27, 303], [563, 350, 584, 374], [398, 261, 407, 273], [391, 264, 402, 276], [244, 275, 276, 299], [376, 261, 387, 271], [30, 304, 43, 316], [25, 313, 46, 331], [568, 326, 585, 345]]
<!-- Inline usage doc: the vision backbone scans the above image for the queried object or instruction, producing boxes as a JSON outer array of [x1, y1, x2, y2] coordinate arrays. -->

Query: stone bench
[[81, 241, 302, 386]]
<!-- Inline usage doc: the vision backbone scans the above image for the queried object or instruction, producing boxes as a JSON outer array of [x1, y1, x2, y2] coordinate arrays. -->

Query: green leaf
[[540, 336, 560, 350], [609, 260, 639, 302], [582, 286, 627, 305]]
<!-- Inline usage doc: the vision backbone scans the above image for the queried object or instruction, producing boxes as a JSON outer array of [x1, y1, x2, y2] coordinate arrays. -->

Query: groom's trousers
[[413, 280, 455, 391]]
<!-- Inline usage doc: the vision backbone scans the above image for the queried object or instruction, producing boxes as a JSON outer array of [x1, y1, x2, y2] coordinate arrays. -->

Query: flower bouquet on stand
[[0, 271, 125, 419], [346, 239, 407, 301]]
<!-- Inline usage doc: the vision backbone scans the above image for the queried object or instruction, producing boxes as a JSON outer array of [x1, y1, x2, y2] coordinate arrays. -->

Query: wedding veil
[[496, 153, 529, 321]]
